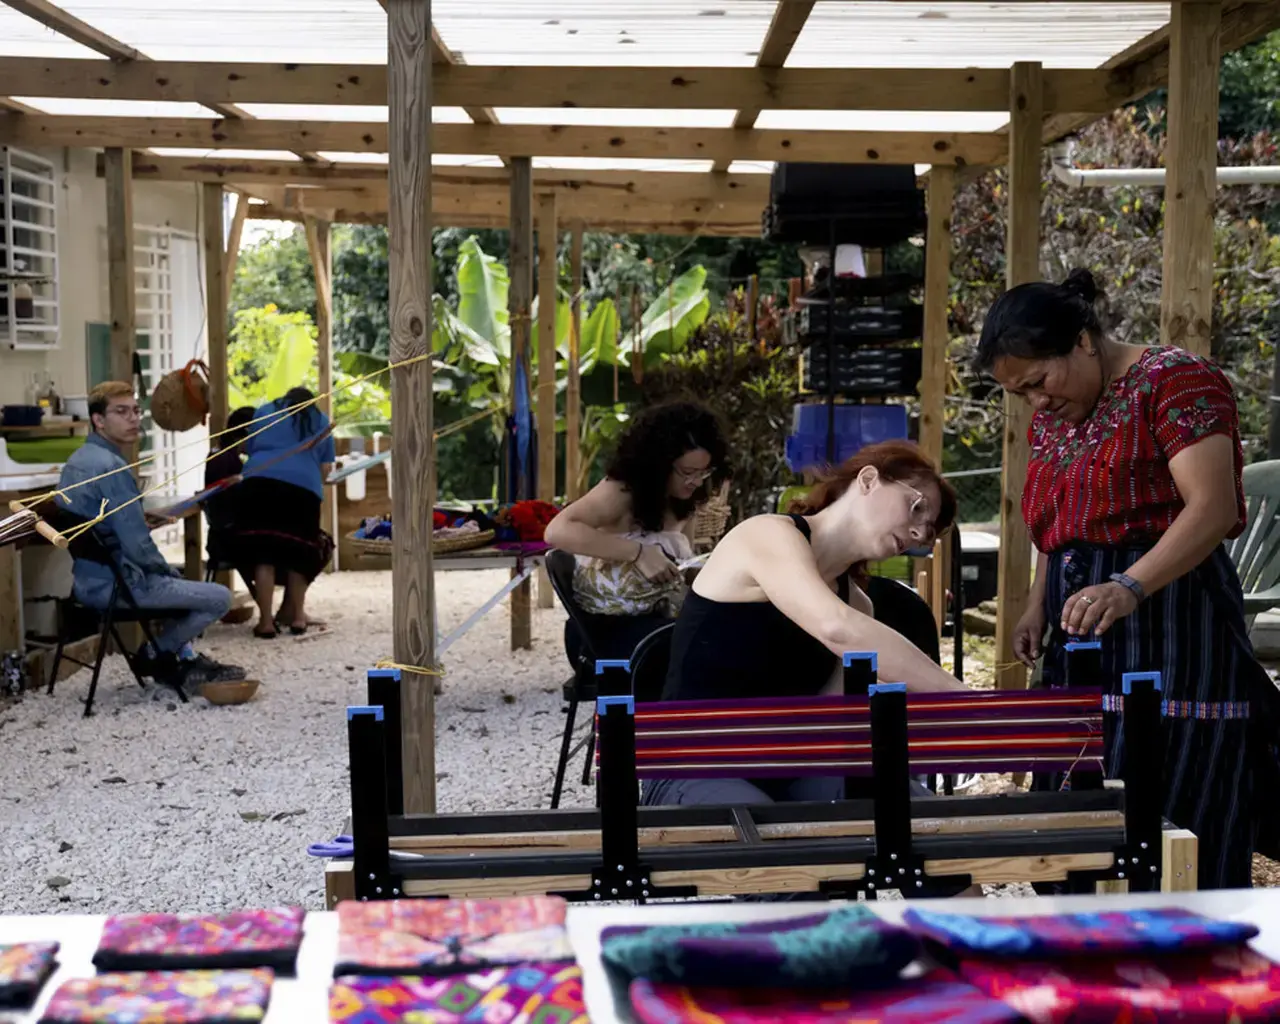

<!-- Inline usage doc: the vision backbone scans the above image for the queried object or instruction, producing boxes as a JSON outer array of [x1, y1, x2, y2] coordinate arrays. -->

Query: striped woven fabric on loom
[[623, 688, 1104, 779]]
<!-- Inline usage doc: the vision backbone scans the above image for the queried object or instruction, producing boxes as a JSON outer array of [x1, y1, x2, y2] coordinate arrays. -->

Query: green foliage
[[332, 224, 390, 358], [229, 227, 316, 320], [227, 304, 317, 408]]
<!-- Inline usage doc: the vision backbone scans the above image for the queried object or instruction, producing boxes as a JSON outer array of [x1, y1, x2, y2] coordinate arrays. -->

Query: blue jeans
[[76, 574, 231, 655]]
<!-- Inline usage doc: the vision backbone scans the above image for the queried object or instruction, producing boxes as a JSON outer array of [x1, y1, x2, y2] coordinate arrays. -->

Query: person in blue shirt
[[235, 386, 336, 637], [56, 381, 244, 692]]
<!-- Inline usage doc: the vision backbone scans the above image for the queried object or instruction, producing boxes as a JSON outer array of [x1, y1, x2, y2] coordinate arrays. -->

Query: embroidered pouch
[[628, 971, 1022, 1024], [601, 905, 920, 989], [960, 945, 1280, 1023], [329, 963, 588, 1024], [0, 942, 59, 1009], [92, 907, 305, 973], [902, 907, 1258, 959], [39, 968, 272, 1024], [334, 896, 572, 976]]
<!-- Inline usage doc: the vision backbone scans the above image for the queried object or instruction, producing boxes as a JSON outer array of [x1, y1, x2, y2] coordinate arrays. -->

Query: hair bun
[[1061, 268, 1098, 304]]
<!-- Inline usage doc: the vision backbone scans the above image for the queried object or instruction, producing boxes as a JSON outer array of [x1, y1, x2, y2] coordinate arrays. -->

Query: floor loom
[[330, 641, 1198, 905]]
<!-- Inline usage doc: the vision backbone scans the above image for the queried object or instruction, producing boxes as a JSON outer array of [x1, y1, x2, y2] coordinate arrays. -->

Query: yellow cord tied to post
[[375, 659, 445, 679]]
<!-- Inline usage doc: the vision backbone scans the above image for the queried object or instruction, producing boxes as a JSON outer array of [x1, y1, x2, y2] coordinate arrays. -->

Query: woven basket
[[692, 479, 732, 552], [348, 528, 495, 558], [150, 359, 210, 432]]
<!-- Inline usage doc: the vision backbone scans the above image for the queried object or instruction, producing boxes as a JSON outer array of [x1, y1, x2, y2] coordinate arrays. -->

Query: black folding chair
[[629, 621, 675, 704], [44, 506, 192, 717], [545, 549, 605, 809]]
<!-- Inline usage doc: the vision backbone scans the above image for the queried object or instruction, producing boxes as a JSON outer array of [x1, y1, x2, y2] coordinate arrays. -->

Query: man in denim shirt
[[57, 381, 243, 691]]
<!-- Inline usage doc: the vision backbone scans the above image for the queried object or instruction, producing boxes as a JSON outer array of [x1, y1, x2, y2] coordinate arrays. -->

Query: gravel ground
[[1, 576, 1271, 916], [0, 569, 593, 915]]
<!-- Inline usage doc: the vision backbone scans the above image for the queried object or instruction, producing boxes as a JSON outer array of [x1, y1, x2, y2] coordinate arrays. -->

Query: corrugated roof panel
[[0, 6, 101, 57], [13, 98, 212, 117], [754, 110, 1010, 132], [494, 108, 738, 128]]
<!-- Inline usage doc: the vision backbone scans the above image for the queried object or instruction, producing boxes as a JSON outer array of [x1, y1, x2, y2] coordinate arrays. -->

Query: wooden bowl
[[199, 679, 260, 705]]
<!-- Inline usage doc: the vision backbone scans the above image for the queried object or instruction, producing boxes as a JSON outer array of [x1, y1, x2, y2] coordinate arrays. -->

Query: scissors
[[307, 835, 425, 862]]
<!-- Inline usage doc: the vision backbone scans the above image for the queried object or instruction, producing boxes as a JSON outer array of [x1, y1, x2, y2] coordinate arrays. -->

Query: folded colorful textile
[[601, 905, 920, 989], [628, 970, 1022, 1024], [329, 963, 587, 1024], [902, 907, 1258, 959], [0, 942, 59, 1009], [39, 969, 272, 1024], [960, 945, 1280, 1023], [334, 896, 572, 976], [91, 907, 305, 973]]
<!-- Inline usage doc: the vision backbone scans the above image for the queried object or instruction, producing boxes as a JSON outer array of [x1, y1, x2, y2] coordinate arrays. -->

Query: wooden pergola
[[2, 0, 1272, 814]]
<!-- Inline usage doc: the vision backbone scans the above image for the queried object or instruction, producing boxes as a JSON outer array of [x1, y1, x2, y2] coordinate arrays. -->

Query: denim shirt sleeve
[[58, 442, 171, 576]]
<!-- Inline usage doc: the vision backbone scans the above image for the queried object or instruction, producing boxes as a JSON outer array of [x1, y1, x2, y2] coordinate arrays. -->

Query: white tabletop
[[2, 891, 1278, 1023]]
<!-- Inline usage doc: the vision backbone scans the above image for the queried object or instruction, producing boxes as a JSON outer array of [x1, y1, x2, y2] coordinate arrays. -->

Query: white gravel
[[0, 570, 594, 915]]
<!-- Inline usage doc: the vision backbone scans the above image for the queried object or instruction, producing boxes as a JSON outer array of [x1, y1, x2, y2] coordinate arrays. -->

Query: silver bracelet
[[1108, 572, 1147, 602]]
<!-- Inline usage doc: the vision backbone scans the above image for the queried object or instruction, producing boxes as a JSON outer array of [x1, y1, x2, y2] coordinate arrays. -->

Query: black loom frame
[[344, 648, 1168, 902]]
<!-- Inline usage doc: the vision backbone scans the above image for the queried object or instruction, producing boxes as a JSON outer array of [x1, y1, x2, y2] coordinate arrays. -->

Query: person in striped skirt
[[978, 268, 1280, 889]]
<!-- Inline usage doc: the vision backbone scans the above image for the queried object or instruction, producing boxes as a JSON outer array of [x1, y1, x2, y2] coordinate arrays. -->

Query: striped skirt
[[1037, 542, 1280, 889]]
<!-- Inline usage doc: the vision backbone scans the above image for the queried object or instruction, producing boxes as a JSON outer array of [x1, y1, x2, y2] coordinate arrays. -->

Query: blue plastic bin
[[784, 403, 908, 472]]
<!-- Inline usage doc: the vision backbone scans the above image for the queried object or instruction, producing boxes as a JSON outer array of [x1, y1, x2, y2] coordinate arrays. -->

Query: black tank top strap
[[787, 513, 811, 540]]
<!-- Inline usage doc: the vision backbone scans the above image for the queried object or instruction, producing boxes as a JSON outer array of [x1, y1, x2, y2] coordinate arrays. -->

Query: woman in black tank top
[[645, 441, 969, 809]]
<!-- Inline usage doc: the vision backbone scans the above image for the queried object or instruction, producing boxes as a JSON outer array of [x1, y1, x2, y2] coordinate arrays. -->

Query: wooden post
[[201, 183, 228, 436], [994, 61, 1043, 693], [387, 0, 436, 815], [304, 216, 336, 573], [223, 193, 248, 309], [747, 273, 759, 352], [304, 217, 334, 418], [567, 220, 584, 501], [536, 192, 558, 610], [1160, 1, 1220, 358], [508, 157, 534, 652], [922, 166, 955, 632], [104, 148, 135, 385]]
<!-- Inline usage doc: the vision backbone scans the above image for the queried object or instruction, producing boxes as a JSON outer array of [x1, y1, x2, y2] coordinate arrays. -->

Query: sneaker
[[180, 655, 246, 687]]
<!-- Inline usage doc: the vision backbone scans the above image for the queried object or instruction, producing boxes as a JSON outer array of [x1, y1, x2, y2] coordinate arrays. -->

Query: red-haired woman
[[647, 441, 968, 808]]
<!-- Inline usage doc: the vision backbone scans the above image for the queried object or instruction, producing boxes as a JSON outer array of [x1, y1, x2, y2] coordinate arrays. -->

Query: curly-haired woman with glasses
[[545, 400, 729, 658]]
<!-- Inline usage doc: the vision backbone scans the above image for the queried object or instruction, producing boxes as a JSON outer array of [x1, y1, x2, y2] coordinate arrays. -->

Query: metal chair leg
[[46, 602, 67, 696], [111, 623, 149, 689], [550, 696, 579, 810], [83, 611, 114, 718]]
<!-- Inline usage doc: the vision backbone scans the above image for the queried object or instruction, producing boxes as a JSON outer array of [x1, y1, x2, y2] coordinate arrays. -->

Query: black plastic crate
[[802, 345, 923, 398], [797, 302, 924, 343]]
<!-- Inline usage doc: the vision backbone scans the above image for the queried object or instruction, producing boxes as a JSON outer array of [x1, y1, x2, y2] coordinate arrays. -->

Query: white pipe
[[1050, 141, 1280, 189]]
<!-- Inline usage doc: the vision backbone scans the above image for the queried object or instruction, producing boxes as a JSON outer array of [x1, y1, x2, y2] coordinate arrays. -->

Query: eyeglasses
[[675, 466, 713, 484], [894, 480, 937, 539], [107, 405, 143, 420]]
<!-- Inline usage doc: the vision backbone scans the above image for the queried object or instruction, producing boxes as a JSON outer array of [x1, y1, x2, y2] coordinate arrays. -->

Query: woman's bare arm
[[740, 518, 967, 692], [543, 478, 643, 563]]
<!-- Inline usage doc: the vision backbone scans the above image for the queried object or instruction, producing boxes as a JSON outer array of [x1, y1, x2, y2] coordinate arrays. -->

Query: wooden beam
[[508, 156, 534, 653], [0, 58, 1123, 114], [922, 165, 954, 633], [566, 220, 584, 501], [536, 192, 558, 610], [1, 0, 142, 60], [0, 97, 37, 113], [1161, 1, 1220, 357], [719, 0, 816, 170], [387, 0, 437, 815], [428, 22, 498, 127], [304, 217, 333, 417], [995, 62, 1042, 695], [104, 148, 135, 385], [201, 183, 228, 435], [223, 192, 248, 308], [5, 117, 1006, 166]]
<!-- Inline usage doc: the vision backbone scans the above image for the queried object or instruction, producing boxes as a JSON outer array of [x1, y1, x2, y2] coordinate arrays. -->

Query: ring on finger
[[1080, 595, 1096, 606]]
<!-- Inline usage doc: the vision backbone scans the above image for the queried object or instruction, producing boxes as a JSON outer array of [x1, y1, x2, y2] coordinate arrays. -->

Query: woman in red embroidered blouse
[[977, 269, 1280, 890]]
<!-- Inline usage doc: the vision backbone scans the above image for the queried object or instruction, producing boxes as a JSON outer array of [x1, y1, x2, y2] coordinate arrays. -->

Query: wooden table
[[2, 889, 1279, 1023]]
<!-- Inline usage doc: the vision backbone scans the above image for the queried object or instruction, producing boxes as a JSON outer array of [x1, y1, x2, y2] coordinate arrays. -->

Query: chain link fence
[[943, 467, 1002, 527]]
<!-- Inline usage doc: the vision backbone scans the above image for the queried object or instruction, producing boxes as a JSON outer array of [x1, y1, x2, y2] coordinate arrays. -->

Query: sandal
[[253, 626, 278, 639]]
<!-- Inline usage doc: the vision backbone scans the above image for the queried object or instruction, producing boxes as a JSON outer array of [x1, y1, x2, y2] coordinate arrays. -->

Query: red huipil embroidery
[[1022, 347, 1246, 554]]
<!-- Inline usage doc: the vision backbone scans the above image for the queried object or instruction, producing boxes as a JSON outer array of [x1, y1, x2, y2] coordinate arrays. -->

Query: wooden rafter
[[715, 0, 816, 171], [0, 0, 324, 162], [0, 58, 1127, 115], [5, 117, 1006, 166]]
